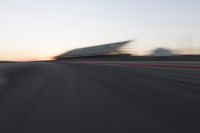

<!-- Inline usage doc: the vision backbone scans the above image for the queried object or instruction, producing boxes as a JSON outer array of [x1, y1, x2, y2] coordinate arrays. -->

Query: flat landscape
[[0, 61, 200, 133]]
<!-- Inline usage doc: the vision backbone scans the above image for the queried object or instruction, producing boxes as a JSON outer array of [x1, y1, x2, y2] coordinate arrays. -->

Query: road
[[0, 61, 200, 133]]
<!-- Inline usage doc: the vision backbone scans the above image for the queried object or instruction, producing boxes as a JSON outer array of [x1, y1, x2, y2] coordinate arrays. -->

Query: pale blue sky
[[0, 0, 200, 60]]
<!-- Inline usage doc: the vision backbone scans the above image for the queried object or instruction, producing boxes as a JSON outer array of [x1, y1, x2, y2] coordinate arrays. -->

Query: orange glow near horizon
[[0, 54, 57, 62], [17, 57, 55, 62]]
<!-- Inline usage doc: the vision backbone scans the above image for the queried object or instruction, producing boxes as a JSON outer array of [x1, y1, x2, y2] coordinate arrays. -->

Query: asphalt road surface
[[0, 61, 200, 133]]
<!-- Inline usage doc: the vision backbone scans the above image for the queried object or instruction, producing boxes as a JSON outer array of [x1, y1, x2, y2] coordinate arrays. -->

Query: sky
[[0, 0, 200, 61]]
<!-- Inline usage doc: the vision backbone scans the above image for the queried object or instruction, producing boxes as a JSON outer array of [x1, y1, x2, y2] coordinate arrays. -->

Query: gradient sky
[[0, 0, 200, 60]]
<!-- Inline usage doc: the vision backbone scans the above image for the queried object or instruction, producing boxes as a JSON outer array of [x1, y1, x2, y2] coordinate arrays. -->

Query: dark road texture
[[0, 61, 200, 133]]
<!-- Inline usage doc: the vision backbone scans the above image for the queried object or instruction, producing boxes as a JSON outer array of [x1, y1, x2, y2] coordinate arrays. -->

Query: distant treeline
[[57, 54, 200, 61]]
